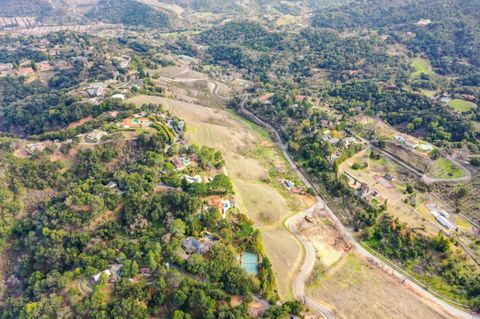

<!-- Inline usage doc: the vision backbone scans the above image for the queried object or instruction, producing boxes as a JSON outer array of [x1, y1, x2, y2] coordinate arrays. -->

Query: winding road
[[173, 73, 479, 319], [233, 93, 479, 319]]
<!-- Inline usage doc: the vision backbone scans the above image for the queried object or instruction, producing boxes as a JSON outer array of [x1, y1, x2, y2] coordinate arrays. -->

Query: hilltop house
[[85, 130, 108, 143], [91, 264, 123, 284], [431, 210, 457, 231], [462, 94, 476, 102], [122, 117, 152, 128], [355, 183, 379, 202], [207, 198, 232, 219], [295, 95, 306, 103], [182, 237, 210, 255], [323, 134, 340, 145], [86, 86, 106, 97]]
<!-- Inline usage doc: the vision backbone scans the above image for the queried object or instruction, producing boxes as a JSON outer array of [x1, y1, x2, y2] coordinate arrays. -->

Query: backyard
[[127, 95, 310, 299]]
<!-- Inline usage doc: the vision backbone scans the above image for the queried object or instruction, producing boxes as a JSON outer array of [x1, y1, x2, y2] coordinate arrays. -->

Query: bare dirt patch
[[307, 253, 454, 319]]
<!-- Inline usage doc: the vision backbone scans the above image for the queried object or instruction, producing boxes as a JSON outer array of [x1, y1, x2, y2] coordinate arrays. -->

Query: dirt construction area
[[299, 214, 455, 319], [127, 91, 462, 316], [127, 95, 310, 299]]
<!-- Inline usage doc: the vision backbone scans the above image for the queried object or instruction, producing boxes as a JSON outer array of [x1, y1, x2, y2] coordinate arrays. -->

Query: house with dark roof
[[182, 237, 210, 254]]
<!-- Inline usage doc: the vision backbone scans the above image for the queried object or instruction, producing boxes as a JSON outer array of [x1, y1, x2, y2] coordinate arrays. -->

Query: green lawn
[[448, 99, 477, 113], [429, 159, 466, 179], [276, 15, 300, 27], [420, 89, 437, 97], [411, 57, 434, 78]]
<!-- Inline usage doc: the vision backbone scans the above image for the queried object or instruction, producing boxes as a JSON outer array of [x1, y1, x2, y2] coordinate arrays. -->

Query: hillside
[[0, 0, 52, 17], [86, 0, 170, 28], [311, 0, 480, 76]]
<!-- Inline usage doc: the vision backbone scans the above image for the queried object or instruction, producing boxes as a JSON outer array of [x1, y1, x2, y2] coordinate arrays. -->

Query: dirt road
[[173, 72, 478, 319], [237, 96, 479, 319], [286, 204, 335, 319]]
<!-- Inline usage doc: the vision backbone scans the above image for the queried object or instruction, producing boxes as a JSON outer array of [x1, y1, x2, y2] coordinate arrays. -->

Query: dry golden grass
[[235, 180, 290, 227], [127, 95, 309, 299], [307, 253, 453, 319], [340, 150, 439, 237], [261, 227, 303, 299]]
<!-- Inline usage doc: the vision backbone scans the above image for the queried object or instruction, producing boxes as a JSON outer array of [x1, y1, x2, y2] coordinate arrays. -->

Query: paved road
[[235, 95, 479, 319], [187, 75, 478, 319], [286, 204, 335, 319]]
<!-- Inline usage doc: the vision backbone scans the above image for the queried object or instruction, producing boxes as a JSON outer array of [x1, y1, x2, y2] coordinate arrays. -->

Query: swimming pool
[[241, 252, 259, 275]]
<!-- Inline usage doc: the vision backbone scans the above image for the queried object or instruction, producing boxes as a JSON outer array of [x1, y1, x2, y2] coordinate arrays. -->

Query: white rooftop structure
[[435, 215, 457, 231], [111, 93, 125, 101], [417, 144, 433, 152], [182, 175, 203, 184], [417, 19, 432, 26], [86, 130, 108, 143], [92, 269, 112, 282]]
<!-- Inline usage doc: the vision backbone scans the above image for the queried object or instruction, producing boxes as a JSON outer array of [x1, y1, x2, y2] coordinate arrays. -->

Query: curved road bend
[[234, 95, 479, 319], [186, 78, 477, 319], [286, 204, 336, 319]]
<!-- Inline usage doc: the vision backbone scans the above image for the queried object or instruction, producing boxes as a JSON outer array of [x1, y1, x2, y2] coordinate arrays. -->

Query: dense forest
[[0, 104, 299, 318], [86, 0, 170, 28], [311, 0, 480, 77]]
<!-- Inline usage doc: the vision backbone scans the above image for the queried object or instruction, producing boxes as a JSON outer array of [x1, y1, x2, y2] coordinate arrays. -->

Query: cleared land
[[295, 213, 454, 319], [448, 99, 477, 113], [127, 95, 309, 299], [340, 149, 474, 237], [411, 57, 435, 78], [428, 159, 467, 179], [276, 15, 300, 26], [307, 253, 453, 319]]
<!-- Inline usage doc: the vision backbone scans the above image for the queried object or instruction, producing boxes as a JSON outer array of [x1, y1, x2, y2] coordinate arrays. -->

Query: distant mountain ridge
[[86, 0, 170, 28], [0, 0, 170, 28], [0, 0, 53, 17]]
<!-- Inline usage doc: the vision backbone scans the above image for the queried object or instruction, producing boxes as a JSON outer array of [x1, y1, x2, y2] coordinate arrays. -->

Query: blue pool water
[[241, 252, 259, 275]]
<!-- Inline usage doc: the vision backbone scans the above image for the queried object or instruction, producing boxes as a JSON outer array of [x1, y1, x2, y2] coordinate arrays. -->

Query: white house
[[85, 130, 108, 143], [111, 93, 125, 101], [91, 269, 112, 283], [417, 144, 433, 152], [182, 175, 203, 184]]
